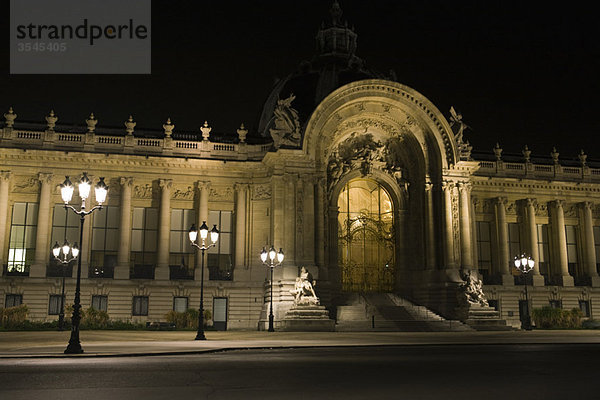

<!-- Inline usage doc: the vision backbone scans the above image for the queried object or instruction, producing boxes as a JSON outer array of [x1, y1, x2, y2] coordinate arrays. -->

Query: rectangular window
[[476, 221, 492, 280], [5, 294, 23, 307], [48, 204, 79, 277], [48, 295, 64, 315], [207, 210, 233, 281], [7, 202, 38, 274], [131, 207, 158, 279], [487, 300, 499, 311], [508, 223, 521, 261], [132, 296, 149, 316], [579, 300, 591, 317], [91, 295, 108, 312], [91, 206, 119, 278], [173, 296, 188, 313], [565, 225, 579, 277], [549, 300, 562, 309], [537, 224, 550, 277], [169, 209, 196, 279]]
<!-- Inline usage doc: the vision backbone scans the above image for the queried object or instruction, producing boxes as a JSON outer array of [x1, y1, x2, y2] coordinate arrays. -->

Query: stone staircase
[[335, 293, 472, 332]]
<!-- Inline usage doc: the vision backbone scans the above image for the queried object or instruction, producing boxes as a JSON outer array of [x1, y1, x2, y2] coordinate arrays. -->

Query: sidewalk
[[1, 330, 599, 358]]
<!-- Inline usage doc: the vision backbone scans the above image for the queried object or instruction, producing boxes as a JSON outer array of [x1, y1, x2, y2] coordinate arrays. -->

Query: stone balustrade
[[475, 158, 599, 182], [1, 126, 272, 161]]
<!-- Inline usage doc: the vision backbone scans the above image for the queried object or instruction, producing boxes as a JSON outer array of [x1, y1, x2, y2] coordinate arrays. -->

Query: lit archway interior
[[337, 178, 395, 292]]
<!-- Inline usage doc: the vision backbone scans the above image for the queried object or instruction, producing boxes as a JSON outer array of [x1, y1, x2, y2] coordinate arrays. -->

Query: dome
[[258, 1, 392, 148]]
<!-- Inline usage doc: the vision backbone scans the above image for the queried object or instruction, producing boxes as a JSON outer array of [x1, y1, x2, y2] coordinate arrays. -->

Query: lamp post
[[51, 240, 79, 331], [514, 253, 535, 331], [60, 173, 108, 354], [260, 246, 284, 332], [188, 221, 219, 340]]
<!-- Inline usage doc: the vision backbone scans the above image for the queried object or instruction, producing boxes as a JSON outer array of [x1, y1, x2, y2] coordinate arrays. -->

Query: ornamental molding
[[252, 184, 272, 200], [304, 80, 456, 168]]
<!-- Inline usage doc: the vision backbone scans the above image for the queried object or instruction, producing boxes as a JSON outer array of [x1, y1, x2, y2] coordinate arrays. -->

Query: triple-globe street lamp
[[260, 246, 284, 332], [514, 253, 535, 331], [60, 173, 108, 354], [51, 240, 79, 331], [188, 221, 219, 340]]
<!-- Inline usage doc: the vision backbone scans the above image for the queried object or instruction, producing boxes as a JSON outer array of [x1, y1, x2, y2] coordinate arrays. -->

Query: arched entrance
[[337, 178, 395, 292]]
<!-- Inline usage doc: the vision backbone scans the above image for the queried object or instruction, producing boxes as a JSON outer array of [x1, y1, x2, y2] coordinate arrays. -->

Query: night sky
[[1, 1, 598, 160]]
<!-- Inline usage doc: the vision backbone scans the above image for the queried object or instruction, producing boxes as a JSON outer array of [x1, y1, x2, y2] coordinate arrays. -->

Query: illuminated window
[[170, 209, 196, 277], [537, 224, 550, 277], [565, 225, 579, 277], [476, 221, 492, 279], [7, 202, 38, 274], [338, 178, 395, 292], [131, 207, 158, 276], [207, 210, 233, 281], [48, 204, 79, 277], [91, 206, 119, 278], [173, 296, 188, 313]]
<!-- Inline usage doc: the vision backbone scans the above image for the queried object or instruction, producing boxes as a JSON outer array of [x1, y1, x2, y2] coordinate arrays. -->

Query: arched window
[[338, 178, 395, 292]]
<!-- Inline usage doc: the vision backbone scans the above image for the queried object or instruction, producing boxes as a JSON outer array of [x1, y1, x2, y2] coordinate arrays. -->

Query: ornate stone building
[[1, 2, 599, 329]]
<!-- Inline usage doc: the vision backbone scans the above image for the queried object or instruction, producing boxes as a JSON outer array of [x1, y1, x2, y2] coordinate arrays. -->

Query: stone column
[[442, 181, 456, 269], [194, 181, 210, 280], [0, 172, 11, 268], [552, 200, 574, 286], [115, 177, 133, 279], [315, 178, 326, 273], [155, 178, 172, 280], [458, 182, 473, 269], [234, 183, 248, 269], [494, 197, 513, 285], [283, 174, 296, 270], [31, 173, 53, 277], [303, 175, 316, 268], [424, 182, 436, 269], [580, 202, 600, 286], [525, 199, 545, 286]]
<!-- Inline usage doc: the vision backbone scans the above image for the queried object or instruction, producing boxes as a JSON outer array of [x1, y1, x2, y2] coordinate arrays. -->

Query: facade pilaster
[[282, 174, 296, 278], [31, 173, 53, 277], [115, 177, 133, 279], [302, 175, 316, 267], [424, 182, 436, 269], [315, 177, 326, 274], [580, 201, 600, 286], [494, 197, 513, 285], [458, 182, 473, 269], [442, 181, 456, 269], [194, 181, 210, 278], [551, 200, 574, 286], [156, 178, 172, 280], [0, 172, 11, 269], [525, 199, 545, 286], [234, 183, 248, 269]]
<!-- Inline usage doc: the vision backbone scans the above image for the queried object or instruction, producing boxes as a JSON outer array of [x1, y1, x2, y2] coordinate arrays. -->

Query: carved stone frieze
[[133, 183, 154, 199], [209, 186, 233, 201], [12, 176, 39, 193], [252, 184, 272, 200], [172, 186, 194, 200], [564, 203, 578, 218], [534, 202, 549, 217], [505, 201, 517, 215]]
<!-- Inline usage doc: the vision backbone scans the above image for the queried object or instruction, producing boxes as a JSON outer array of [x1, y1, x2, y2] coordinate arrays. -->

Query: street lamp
[[61, 173, 108, 354], [188, 221, 219, 340], [514, 253, 535, 331], [51, 240, 79, 331], [260, 246, 284, 332]]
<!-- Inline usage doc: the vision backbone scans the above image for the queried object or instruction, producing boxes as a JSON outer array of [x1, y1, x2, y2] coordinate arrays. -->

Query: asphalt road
[[0, 344, 598, 400]]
